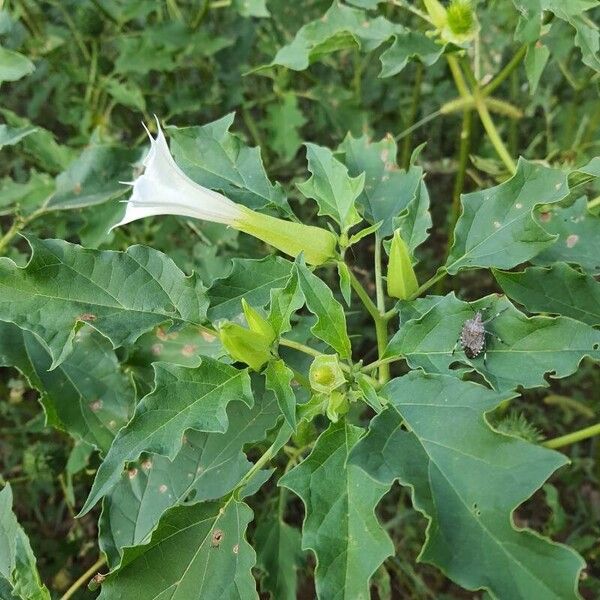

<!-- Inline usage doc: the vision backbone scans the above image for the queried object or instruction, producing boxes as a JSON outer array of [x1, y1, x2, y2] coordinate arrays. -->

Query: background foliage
[[1, 0, 600, 598]]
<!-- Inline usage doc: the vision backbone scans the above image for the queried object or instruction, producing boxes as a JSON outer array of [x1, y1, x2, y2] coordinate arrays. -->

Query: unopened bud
[[241, 298, 275, 343], [387, 229, 419, 300], [218, 322, 271, 371]]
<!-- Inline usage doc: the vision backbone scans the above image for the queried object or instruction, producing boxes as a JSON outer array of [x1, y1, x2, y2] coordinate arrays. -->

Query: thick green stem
[[348, 267, 389, 384], [448, 55, 516, 174], [408, 268, 448, 301], [482, 45, 527, 96], [451, 109, 472, 233], [543, 423, 600, 449], [473, 89, 516, 173]]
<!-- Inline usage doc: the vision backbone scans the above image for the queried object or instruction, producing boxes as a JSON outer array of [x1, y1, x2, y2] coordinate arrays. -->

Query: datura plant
[[1, 1, 600, 600]]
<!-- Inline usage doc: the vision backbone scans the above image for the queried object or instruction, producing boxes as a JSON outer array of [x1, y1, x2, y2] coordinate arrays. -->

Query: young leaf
[[279, 420, 393, 599], [0, 124, 38, 149], [385, 293, 600, 392], [350, 371, 584, 599], [99, 391, 280, 567], [169, 113, 288, 212], [494, 263, 600, 326], [0, 322, 134, 453], [255, 512, 302, 600], [0, 484, 50, 600], [340, 133, 430, 243], [46, 137, 138, 210], [379, 32, 444, 77], [533, 197, 600, 275], [267, 272, 305, 336], [293, 258, 352, 358], [262, 3, 402, 72], [337, 261, 352, 306], [266, 93, 306, 162], [265, 359, 297, 430], [208, 256, 292, 321], [97, 500, 258, 599], [0, 238, 208, 368], [297, 143, 364, 232], [446, 159, 569, 273], [80, 358, 252, 516], [0, 46, 35, 82], [525, 41, 550, 93]]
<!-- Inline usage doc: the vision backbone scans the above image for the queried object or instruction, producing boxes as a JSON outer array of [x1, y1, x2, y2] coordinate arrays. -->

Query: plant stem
[[587, 195, 600, 211], [361, 355, 404, 373], [401, 62, 423, 169], [347, 268, 380, 323], [60, 556, 107, 600], [348, 265, 390, 383], [448, 55, 516, 174], [374, 236, 390, 383], [473, 88, 516, 173], [279, 337, 323, 359], [374, 236, 386, 315], [408, 268, 448, 300], [0, 207, 47, 255], [482, 45, 527, 96], [543, 423, 600, 449], [451, 108, 472, 234]]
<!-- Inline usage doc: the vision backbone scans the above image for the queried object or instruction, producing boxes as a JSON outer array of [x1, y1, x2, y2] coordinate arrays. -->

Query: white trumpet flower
[[114, 121, 338, 266]]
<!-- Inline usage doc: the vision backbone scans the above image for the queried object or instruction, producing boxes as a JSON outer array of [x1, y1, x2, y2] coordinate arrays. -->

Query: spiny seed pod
[[218, 322, 271, 371], [387, 229, 419, 300], [309, 355, 346, 395], [447, 0, 475, 35]]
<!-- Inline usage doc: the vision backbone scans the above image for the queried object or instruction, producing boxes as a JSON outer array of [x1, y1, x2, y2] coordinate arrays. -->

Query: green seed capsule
[[309, 355, 346, 395]]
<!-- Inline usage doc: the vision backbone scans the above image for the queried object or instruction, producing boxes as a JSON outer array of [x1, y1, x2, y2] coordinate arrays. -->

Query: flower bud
[[387, 229, 419, 300], [423, 0, 447, 29], [218, 322, 271, 371], [236, 206, 337, 266], [241, 298, 275, 343], [309, 354, 346, 395]]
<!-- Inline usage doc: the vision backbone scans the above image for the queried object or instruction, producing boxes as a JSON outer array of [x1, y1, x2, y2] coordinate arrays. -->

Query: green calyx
[[235, 206, 338, 266], [387, 229, 419, 300], [309, 354, 346, 394], [241, 298, 276, 343], [218, 321, 272, 371]]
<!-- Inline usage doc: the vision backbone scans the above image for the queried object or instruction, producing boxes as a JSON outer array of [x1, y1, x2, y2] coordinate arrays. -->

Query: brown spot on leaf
[[89, 399, 103, 413], [539, 211, 552, 223], [73, 182, 82, 194], [566, 234, 579, 248], [181, 344, 197, 357], [151, 343, 163, 356], [128, 468, 138, 479], [211, 529, 224, 547], [78, 313, 97, 322], [201, 330, 217, 342]]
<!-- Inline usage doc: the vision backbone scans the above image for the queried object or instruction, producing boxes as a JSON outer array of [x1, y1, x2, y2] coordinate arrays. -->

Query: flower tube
[[114, 121, 338, 265]]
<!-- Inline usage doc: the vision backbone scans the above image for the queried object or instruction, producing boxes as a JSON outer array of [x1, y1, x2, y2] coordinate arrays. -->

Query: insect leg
[[482, 307, 508, 324]]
